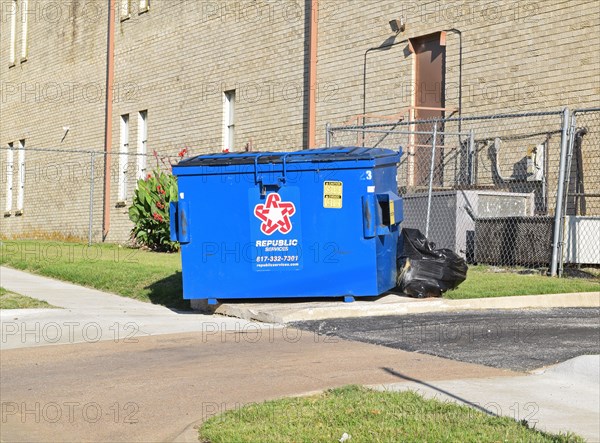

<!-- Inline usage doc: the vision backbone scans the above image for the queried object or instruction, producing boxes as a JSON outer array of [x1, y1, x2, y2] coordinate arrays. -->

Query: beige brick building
[[1, 0, 599, 243]]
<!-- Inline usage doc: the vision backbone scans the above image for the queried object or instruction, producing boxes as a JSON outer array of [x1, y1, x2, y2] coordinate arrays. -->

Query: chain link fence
[[0, 147, 177, 244], [327, 108, 600, 274], [560, 108, 600, 274], [1, 108, 598, 276]]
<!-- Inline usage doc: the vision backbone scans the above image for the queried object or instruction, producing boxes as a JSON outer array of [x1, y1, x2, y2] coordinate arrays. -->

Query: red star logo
[[254, 193, 296, 235]]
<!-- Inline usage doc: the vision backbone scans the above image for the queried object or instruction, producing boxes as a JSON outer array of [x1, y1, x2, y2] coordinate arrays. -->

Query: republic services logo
[[254, 193, 296, 235]]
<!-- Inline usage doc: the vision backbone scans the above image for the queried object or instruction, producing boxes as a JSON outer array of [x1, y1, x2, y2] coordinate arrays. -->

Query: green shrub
[[129, 168, 179, 252]]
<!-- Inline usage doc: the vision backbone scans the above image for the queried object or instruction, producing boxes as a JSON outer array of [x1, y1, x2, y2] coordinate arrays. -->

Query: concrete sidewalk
[[0, 266, 269, 349], [2, 266, 598, 348], [374, 355, 600, 442]]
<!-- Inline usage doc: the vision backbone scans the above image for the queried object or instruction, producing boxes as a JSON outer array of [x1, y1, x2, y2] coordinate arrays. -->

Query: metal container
[[170, 147, 403, 304]]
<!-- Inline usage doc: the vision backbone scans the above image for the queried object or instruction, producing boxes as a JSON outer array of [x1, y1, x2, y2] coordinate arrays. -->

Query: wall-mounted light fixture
[[389, 18, 405, 34], [61, 126, 70, 142]]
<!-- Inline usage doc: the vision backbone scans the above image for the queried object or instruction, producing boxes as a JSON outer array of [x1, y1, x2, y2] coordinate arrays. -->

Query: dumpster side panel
[[374, 163, 402, 293], [174, 148, 401, 301]]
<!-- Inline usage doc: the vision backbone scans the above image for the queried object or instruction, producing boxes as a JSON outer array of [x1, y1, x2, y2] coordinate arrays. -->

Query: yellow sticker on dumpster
[[323, 181, 343, 208]]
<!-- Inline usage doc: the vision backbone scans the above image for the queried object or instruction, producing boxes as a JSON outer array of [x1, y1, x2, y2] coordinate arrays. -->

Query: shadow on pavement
[[381, 367, 500, 417]]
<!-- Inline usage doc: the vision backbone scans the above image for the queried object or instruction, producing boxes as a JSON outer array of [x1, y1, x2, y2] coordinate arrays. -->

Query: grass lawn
[[1, 240, 597, 309], [446, 265, 599, 299], [198, 385, 582, 443], [0, 287, 56, 309]]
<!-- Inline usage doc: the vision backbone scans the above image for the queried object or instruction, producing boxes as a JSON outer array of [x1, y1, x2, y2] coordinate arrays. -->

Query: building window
[[118, 114, 129, 204], [139, 0, 150, 13], [20, 0, 29, 60], [136, 110, 147, 181], [8, 0, 17, 65], [16, 140, 25, 214], [120, 0, 131, 20], [5, 143, 14, 215], [223, 90, 235, 152]]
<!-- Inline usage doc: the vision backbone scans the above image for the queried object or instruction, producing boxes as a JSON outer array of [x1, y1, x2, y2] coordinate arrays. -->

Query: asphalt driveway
[[292, 308, 600, 371]]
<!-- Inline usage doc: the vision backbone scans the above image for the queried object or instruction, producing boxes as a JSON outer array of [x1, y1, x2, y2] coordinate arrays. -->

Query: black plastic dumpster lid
[[175, 147, 400, 167]]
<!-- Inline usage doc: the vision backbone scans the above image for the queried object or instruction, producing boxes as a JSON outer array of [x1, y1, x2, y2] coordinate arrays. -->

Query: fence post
[[88, 152, 95, 246], [468, 129, 475, 185], [558, 113, 578, 276], [550, 108, 570, 276], [325, 123, 331, 148], [425, 121, 438, 238]]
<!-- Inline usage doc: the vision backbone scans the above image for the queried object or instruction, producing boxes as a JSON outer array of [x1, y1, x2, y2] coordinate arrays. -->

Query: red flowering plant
[[128, 148, 188, 252]]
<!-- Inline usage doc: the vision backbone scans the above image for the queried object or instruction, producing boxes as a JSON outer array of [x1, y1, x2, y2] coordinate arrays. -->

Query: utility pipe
[[307, 0, 319, 149], [102, 0, 116, 240], [558, 116, 578, 276], [444, 29, 462, 124], [362, 29, 462, 126], [363, 38, 408, 126]]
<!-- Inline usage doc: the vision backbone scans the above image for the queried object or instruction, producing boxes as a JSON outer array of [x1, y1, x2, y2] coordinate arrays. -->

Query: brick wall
[[315, 0, 600, 132], [105, 0, 308, 240], [0, 0, 108, 240], [1, 0, 598, 242]]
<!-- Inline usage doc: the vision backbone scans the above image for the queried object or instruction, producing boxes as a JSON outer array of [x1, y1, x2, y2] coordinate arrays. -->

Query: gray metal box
[[402, 190, 536, 259], [474, 216, 554, 266], [563, 216, 600, 265]]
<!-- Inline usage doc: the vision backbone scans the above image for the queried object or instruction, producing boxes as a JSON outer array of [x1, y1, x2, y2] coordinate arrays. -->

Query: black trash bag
[[397, 228, 468, 298]]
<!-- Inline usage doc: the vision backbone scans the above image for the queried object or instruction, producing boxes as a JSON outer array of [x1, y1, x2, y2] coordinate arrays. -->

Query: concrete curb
[[196, 292, 600, 324]]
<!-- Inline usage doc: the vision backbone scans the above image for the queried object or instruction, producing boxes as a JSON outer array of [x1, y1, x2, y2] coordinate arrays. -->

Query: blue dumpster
[[170, 147, 403, 304]]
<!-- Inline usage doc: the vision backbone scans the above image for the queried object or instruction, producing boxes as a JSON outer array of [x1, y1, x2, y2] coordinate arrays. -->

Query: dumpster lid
[[175, 147, 400, 167]]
